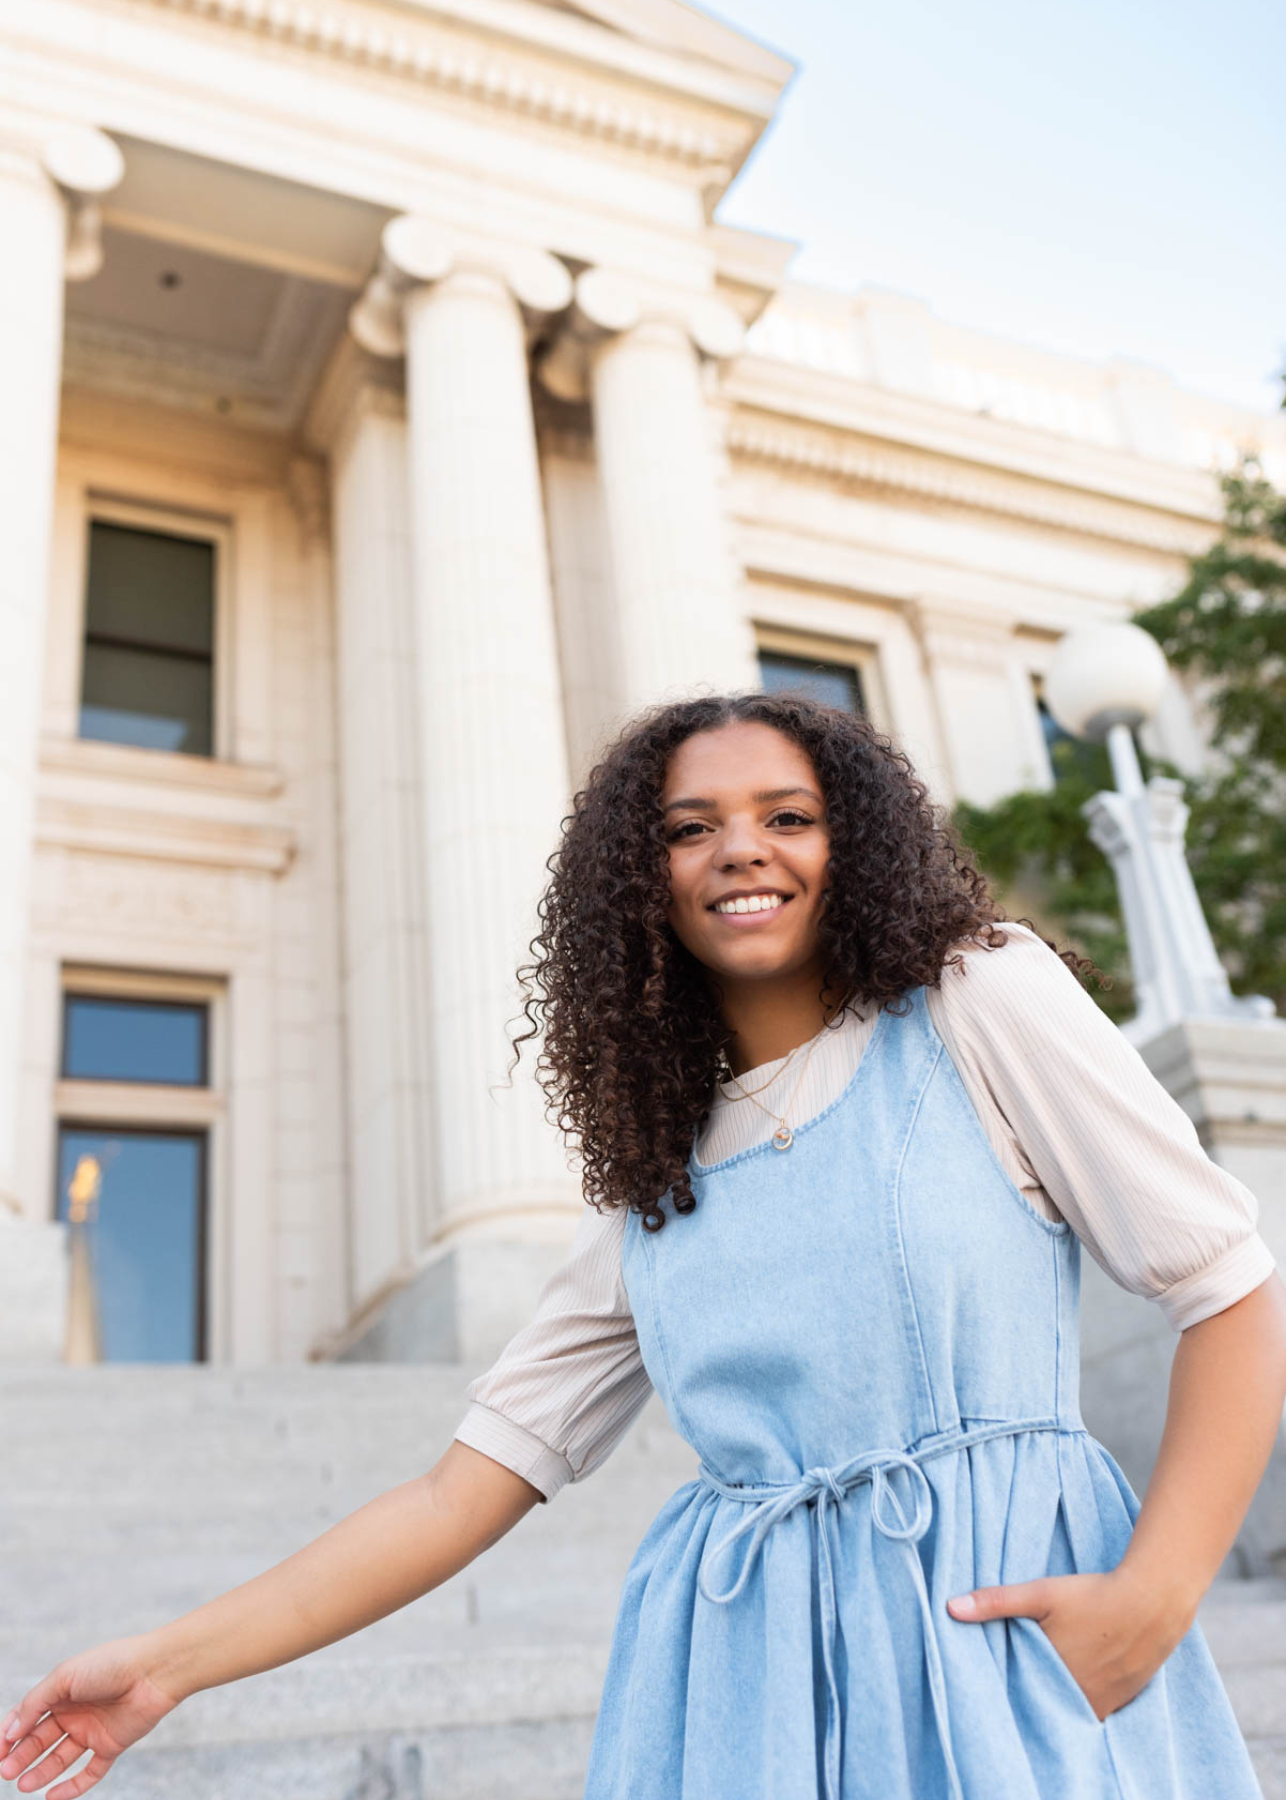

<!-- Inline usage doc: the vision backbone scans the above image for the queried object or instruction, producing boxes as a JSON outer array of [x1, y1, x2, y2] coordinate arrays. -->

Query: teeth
[[714, 894, 783, 915]]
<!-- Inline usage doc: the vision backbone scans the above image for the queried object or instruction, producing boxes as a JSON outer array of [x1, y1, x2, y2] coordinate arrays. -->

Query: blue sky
[[708, 0, 1286, 412]]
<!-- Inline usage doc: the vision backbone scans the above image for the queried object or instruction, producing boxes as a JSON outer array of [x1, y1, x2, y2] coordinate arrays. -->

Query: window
[[1036, 690, 1079, 766], [57, 989, 213, 1362], [79, 520, 216, 756], [759, 648, 866, 716], [56, 1127, 207, 1362], [62, 994, 208, 1086]]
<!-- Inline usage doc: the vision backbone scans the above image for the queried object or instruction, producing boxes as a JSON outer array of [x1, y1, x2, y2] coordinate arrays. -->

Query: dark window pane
[[1038, 695, 1078, 756], [57, 1128, 205, 1362], [80, 642, 213, 755], [759, 650, 865, 715], [63, 996, 207, 1085], [85, 522, 214, 656]]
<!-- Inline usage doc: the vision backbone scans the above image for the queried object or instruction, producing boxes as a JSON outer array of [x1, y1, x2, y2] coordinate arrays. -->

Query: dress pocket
[[1012, 1614, 1104, 1728]]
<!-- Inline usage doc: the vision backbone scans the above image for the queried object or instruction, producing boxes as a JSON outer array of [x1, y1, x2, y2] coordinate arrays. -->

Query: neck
[[716, 969, 848, 1078]]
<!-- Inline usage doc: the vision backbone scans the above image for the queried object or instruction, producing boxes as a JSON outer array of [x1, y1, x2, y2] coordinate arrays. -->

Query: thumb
[[3, 1666, 70, 1743], [947, 1579, 1051, 1622]]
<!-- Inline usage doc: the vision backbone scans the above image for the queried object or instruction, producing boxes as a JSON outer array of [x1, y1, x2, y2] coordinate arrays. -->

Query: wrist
[[132, 1624, 205, 1707], [1109, 1555, 1201, 1643]]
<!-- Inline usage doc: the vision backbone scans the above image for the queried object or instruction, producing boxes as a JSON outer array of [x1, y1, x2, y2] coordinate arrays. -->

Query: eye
[[667, 821, 707, 841], [771, 810, 814, 827]]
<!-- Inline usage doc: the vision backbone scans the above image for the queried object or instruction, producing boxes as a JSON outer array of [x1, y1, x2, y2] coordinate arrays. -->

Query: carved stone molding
[[907, 602, 1021, 669], [536, 266, 745, 401], [149, 0, 747, 173], [726, 412, 1214, 555], [41, 125, 124, 282], [349, 217, 572, 358], [36, 800, 297, 876]]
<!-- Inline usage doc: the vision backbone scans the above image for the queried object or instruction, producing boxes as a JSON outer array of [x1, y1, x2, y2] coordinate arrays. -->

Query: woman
[[3, 691, 1284, 1800]]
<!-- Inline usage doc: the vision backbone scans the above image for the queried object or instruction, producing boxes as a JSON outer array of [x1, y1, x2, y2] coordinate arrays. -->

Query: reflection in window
[[56, 1127, 206, 1362], [62, 995, 207, 1086], [759, 649, 866, 715], [79, 520, 215, 756]]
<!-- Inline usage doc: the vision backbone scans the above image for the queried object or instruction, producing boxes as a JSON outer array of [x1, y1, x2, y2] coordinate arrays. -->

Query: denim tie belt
[[696, 1416, 1067, 1800]]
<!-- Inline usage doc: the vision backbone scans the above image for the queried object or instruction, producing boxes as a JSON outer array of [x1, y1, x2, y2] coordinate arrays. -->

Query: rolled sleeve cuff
[[453, 1402, 575, 1502], [1156, 1232, 1280, 1333]]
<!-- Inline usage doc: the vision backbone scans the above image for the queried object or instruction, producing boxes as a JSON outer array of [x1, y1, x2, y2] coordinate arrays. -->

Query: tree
[[953, 458, 1286, 1024]]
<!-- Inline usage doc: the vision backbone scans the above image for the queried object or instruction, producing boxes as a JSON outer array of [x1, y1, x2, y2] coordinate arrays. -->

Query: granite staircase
[[1, 1368, 1282, 1798]]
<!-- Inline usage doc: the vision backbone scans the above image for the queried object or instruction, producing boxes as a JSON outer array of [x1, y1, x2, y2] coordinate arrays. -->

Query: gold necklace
[[720, 1026, 824, 1151], [716, 1039, 803, 1101]]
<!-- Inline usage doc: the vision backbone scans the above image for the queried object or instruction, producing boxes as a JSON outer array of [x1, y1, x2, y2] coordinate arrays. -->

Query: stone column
[[342, 222, 581, 1360], [540, 269, 760, 717], [0, 122, 121, 1359], [306, 346, 434, 1315]]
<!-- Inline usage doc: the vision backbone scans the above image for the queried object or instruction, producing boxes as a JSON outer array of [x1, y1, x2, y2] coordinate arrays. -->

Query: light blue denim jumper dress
[[584, 982, 1261, 1799]]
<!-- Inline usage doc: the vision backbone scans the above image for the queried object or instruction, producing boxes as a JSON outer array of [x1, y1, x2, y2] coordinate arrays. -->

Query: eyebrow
[[662, 786, 824, 814]]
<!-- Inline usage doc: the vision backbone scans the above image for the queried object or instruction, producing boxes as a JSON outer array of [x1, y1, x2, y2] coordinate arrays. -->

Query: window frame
[[754, 623, 886, 725], [76, 495, 231, 762]]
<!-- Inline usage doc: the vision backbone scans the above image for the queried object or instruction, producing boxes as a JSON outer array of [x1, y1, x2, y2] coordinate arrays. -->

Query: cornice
[[148, 0, 754, 173], [726, 354, 1224, 528], [35, 739, 296, 874], [39, 736, 285, 798], [725, 411, 1215, 558], [35, 799, 297, 875]]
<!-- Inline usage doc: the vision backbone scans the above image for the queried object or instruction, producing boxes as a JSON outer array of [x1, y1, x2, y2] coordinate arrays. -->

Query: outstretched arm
[[947, 1271, 1286, 1718], [0, 1442, 539, 1799]]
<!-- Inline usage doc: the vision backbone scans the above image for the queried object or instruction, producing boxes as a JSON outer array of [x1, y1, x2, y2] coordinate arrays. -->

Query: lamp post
[[1044, 622, 1275, 1045]]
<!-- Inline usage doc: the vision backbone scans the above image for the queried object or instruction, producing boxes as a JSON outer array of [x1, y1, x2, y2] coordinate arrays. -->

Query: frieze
[[726, 413, 1214, 557]]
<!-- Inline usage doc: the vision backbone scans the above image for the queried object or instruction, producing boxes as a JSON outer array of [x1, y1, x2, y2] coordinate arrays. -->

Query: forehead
[[661, 721, 818, 794]]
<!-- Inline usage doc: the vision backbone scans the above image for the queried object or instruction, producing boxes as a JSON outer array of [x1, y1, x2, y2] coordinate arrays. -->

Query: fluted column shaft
[[0, 145, 68, 1215], [586, 303, 759, 711], [398, 260, 576, 1239]]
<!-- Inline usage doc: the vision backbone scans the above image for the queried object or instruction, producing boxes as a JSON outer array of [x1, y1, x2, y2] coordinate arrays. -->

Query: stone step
[[3, 1368, 1284, 1799], [72, 1719, 595, 1800]]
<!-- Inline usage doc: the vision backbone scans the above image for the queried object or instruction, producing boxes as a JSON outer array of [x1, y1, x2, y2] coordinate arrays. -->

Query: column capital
[[0, 119, 123, 281], [41, 125, 124, 281], [535, 266, 745, 402], [349, 216, 572, 359]]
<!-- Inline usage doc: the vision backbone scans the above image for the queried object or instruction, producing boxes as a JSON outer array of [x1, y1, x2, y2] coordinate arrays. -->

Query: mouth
[[707, 891, 793, 923]]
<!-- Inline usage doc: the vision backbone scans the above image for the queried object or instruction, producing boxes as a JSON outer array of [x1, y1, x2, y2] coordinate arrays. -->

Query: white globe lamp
[[1043, 622, 1169, 741]]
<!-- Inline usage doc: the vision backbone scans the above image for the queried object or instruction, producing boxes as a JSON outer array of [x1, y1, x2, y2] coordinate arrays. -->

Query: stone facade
[[2, 0, 1284, 1368]]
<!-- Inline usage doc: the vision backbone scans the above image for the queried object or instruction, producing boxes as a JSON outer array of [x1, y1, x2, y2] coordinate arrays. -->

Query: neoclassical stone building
[[3, 0, 1284, 1370]]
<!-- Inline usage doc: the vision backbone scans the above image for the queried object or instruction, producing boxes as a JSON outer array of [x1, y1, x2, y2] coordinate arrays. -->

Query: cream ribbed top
[[453, 922, 1277, 1503]]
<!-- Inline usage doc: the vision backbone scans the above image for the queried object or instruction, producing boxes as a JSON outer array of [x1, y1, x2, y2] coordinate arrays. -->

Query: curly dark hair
[[509, 690, 1105, 1232]]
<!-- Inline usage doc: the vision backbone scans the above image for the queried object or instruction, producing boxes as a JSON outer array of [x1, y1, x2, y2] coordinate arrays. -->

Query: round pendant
[[771, 1123, 794, 1151]]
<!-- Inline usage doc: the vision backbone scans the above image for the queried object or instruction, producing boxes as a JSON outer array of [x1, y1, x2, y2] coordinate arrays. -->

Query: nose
[[716, 814, 772, 869]]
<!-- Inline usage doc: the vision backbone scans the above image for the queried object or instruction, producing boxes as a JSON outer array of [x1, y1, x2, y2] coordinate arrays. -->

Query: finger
[[1, 1715, 65, 1777], [47, 1756, 114, 1800], [15, 1734, 83, 1795], [3, 1670, 70, 1749], [946, 1579, 1051, 1621]]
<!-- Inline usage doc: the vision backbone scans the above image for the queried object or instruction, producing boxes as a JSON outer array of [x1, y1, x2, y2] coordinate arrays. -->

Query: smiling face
[[661, 720, 832, 992]]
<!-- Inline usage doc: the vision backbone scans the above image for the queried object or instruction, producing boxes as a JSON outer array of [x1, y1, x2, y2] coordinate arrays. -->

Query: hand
[[0, 1638, 180, 1798], [945, 1567, 1193, 1722]]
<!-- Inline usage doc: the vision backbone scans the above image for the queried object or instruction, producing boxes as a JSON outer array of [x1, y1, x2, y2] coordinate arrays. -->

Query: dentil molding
[[726, 413, 1214, 557], [148, 0, 746, 172]]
